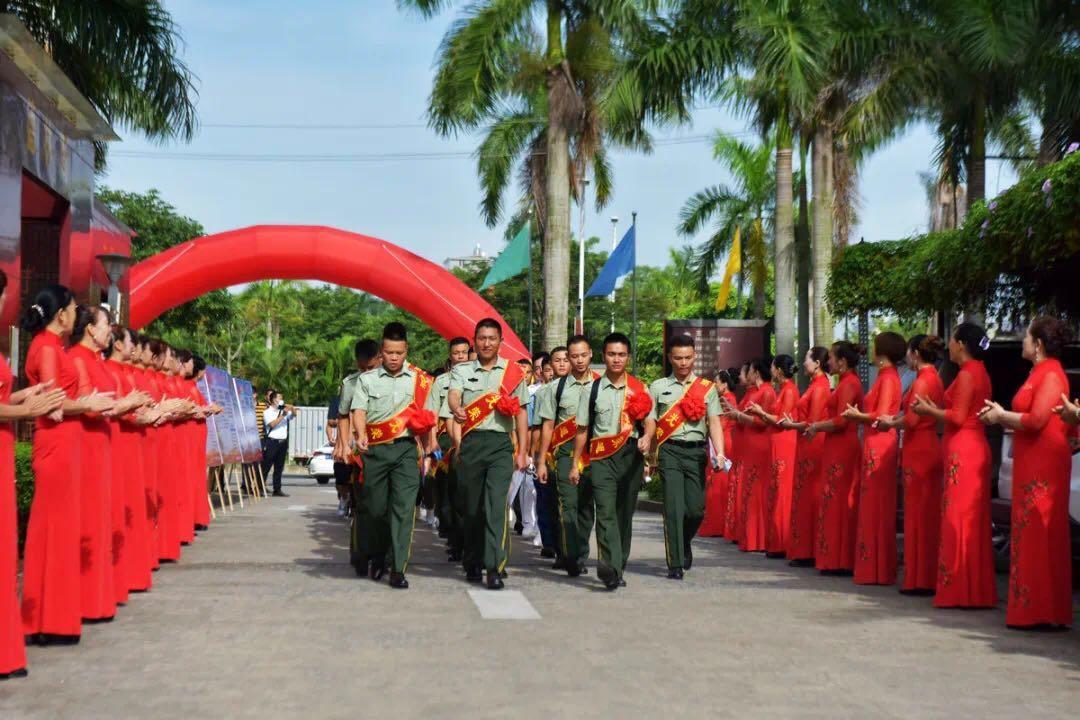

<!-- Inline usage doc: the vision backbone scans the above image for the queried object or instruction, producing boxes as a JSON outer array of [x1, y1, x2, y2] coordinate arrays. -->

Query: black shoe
[[579, 565, 589, 576], [389, 572, 409, 589], [0, 668, 28, 680], [765, 551, 786, 559], [684, 545, 693, 570], [540, 547, 556, 559], [466, 566, 483, 584], [788, 558, 815, 568], [194, 524, 208, 532], [899, 588, 936, 597], [820, 568, 853, 577], [370, 562, 386, 582], [667, 568, 685, 580], [619, 578, 626, 587], [486, 570, 504, 590], [596, 563, 620, 590], [551, 557, 568, 571], [447, 550, 463, 563], [438, 527, 449, 539], [499, 569, 508, 579], [272, 491, 289, 498], [567, 563, 582, 578]]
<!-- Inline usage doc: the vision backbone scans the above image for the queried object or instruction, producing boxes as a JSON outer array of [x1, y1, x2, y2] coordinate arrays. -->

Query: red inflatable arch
[[127, 225, 528, 359]]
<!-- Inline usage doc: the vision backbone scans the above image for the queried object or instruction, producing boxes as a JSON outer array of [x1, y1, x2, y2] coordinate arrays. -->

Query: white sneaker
[[522, 526, 539, 539], [430, 516, 440, 529], [532, 533, 543, 547], [418, 508, 428, 522], [508, 508, 517, 526], [336, 499, 347, 517]]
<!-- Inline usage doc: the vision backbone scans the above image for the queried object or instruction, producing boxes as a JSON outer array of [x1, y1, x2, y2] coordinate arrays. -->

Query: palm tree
[[2, 1, 198, 164], [399, 1, 651, 350], [677, 130, 774, 318]]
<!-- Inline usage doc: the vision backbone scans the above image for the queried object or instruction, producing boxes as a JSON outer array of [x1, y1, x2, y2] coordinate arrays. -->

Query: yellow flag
[[715, 225, 742, 310]]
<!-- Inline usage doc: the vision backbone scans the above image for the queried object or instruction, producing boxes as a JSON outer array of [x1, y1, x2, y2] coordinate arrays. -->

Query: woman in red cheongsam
[[148, 340, 182, 561], [163, 348, 195, 546], [914, 323, 997, 609], [805, 341, 864, 575], [188, 354, 214, 530], [700, 369, 737, 536], [877, 335, 945, 595], [104, 326, 155, 593], [748, 355, 798, 558], [842, 332, 904, 585], [69, 305, 127, 618], [723, 364, 749, 541], [725, 358, 777, 552], [0, 272, 66, 680], [129, 334, 161, 571], [21, 286, 114, 644], [981, 316, 1073, 628], [777, 347, 831, 567]]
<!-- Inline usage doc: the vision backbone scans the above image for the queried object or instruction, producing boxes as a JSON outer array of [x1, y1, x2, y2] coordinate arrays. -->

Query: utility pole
[[609, 215, 618, 333]]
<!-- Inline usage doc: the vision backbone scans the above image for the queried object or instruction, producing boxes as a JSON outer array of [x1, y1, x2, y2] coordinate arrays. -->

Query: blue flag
[[586, 225, 635, 297]]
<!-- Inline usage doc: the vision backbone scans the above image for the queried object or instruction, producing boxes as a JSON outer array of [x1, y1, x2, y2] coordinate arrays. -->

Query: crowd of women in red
[[701, 317, 1075, 631], [1, 281, 218, 680]]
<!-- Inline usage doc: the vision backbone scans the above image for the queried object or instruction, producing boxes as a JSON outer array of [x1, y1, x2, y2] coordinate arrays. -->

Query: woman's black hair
[[0, 268, 7, 296], [715, 369, 733, 390], [954, 322, 989, 360], [808, 346, 829, 370], [20, 284, 73, 334], [874, 332, 907, 365], [908, 334, 945, 364], [831, 341, 863, 371], [193, 354, 207, 373], [1029, 316, 1074, 358], [71, 304, 106, 345], [772, 354, 797, 379], [748, 357, 770, 379]]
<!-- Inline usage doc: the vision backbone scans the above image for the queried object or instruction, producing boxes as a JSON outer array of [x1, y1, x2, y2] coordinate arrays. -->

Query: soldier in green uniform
[[425, 336, 471, 563], [537, 336, 596, 577], [351, 322, 431, 589], [569, 333, 652, 591], [333, 339, 381, 577], [445, 318, 529, 590], [644, 334, 727, 580]]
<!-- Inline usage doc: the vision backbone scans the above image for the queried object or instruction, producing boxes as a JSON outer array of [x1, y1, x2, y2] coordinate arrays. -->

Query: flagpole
[[577, 179, 588, 335], [527, 211, 534, 354], [631, 211, 638, 374], [609, 215, 618, 333]]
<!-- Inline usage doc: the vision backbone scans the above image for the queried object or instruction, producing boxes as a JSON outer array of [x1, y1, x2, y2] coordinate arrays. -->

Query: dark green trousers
[[659, 442, 707, 571], [554, 447, 594, 567], [358, 439, 420, 574], [435, 433, 465, 553], [348, 464, 367, 570], [458, 431, 513, 573], [590, 442, 643, 579]]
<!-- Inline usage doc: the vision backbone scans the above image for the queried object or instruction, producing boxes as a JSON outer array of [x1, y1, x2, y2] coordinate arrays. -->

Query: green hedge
[[827, 151, 1080, 317], [15, 441, 31, 551]]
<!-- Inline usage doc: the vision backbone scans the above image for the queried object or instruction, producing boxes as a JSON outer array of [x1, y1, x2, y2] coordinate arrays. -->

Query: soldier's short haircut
[[666, 333, 694, 351], [567, 334, 590, 349], [448, 336, 471, 351], [475, 317, 502, 336], [602, 332, 632, 353], [355, 338, 379, 362], [382, 321, 408, 342]]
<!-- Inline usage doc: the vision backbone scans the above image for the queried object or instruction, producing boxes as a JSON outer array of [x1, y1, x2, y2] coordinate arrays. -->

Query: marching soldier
[[569, 333, 653, 591], [445, 318, 529, 590], [425, 336, 471, 563], [333, 339, 380, 576], [351, 323, 436, 589], [536, 337, 597, 577], [643, 334, 726, 580]]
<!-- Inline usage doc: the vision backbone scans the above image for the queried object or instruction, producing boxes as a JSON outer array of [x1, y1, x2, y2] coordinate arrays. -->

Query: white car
[[997, 431, 1080, 523], [308, 444, 336, 485]]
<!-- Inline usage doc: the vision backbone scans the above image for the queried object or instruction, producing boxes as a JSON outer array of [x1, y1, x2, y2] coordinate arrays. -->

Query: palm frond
[[476, 109, 544, 226], [677, 185, 744, 237]]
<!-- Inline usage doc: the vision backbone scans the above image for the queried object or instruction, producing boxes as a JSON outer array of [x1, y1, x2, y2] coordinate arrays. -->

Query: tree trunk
[[774, 135, 797, 358], [811, 125, 834, 346], [542, 4, 571, 351], [796, 136, 811, 364], [967, 89, 986, 205]]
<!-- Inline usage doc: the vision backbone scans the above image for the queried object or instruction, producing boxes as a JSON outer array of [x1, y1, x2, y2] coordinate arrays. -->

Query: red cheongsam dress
[[700, 391, 735, 537], [0, 356, 26, 675], [935, 360, 997, 608], [738, 382, 777, 552], [899, 365, 944, 593], [854, 365, 901, 585], [788, 373, 830, 563], [816, 370, 864, 572], [1007, 357, 1072, 627], [766, 379, 798, 555]]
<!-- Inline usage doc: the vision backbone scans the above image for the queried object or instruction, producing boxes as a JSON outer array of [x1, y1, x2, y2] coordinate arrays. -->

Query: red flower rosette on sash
[[406, 405, 437, 435], [495, 394, 521, 417], [626, 390, 653, 422], [679, 394, 707, 422]]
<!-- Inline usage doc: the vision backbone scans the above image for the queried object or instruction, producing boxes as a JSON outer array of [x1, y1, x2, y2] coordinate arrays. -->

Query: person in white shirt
[[262, 390, 296, 497]]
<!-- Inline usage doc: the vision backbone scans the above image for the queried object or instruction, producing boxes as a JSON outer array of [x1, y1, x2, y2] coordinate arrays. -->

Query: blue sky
[[103, 1, 1018, 272]]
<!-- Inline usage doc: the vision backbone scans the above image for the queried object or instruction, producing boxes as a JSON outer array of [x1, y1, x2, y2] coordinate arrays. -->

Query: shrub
[[15, 441, 32, 551]]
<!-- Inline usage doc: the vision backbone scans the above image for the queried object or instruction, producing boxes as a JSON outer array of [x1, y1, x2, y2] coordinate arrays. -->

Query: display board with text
[[202, 366, 243, 466], [232, 378, 263, 464], [663, 319, 772, 378]]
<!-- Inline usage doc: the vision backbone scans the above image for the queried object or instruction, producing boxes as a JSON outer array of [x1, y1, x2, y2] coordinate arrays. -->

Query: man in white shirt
[[262, 390, 296, 497]]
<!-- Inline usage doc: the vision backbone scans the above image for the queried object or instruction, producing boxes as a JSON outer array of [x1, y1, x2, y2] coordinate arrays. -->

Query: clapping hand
[[840, 403, 861, 420], [978, 399, 1005, 425], [911, 394, 938, 416], [24, 388, 66, 418], [1052, 393, 1080, 426]]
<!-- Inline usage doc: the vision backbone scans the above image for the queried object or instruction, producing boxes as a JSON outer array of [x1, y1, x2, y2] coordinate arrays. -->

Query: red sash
[[655, 377, 713, 446], [586, 375, 647, 461], [460, 359, 525, 437], [365, 369, 434, 445]]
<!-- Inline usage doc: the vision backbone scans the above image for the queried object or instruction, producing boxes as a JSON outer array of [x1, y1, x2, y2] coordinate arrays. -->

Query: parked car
[[991, 430, 1080, 576], [308, 444, 335, 484]]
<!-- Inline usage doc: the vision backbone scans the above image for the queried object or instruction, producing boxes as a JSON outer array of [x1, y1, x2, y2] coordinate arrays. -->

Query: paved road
[[3, 474, 1079, 719]]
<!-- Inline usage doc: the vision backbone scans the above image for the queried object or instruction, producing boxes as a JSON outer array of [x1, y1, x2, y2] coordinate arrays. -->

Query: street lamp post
[[96, 253, 135, 322], [609, 215, 618, 333]]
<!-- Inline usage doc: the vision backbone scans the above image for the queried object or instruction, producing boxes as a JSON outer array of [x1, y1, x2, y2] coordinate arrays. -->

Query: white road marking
[[286, 505, 309, 512], [467, 590, 541, 620]]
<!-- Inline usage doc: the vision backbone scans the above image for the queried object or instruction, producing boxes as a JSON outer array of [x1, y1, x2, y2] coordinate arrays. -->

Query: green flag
[[479, 224, 530, 290]]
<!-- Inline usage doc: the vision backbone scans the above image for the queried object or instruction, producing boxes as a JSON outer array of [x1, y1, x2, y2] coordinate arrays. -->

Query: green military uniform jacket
[[647, 374, 722, 442], [445, 357, 528, 434], [352, 364, 423, 438], [576, 374, 650, 439]]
